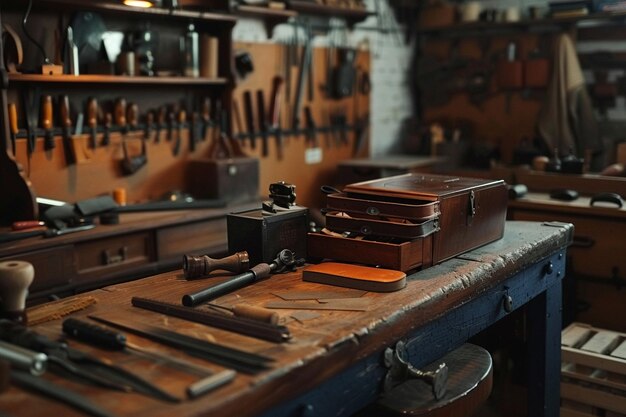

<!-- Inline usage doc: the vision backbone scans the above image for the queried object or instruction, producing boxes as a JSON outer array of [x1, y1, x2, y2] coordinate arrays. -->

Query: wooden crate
[[561, 322, 626, 417]]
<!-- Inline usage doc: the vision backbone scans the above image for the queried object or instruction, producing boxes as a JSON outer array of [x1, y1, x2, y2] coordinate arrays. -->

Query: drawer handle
[[102, 247, 128, 265], [590, 192, 623, 208]]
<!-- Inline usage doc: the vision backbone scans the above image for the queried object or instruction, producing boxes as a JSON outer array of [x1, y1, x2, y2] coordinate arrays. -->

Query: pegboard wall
[[232, 0, 414, 158]]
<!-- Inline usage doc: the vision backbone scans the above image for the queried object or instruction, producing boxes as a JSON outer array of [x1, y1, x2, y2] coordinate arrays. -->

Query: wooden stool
[[363, 343, 493, 417]]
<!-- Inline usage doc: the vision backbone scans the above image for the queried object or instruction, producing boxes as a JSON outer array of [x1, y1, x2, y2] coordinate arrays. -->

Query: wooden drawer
[[0, 245, 75, 292], [75, 232, 154, 282], [509, 209, 626, 280], [157, 218, 227, 262]]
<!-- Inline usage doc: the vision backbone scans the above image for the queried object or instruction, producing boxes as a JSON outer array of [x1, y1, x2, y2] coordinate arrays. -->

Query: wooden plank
[[581, 331, 621, 354], [612, 340, 626, 360], [562, 346, 626, 375], [562, 323, 594, 347], [562, 382, 626, 414]]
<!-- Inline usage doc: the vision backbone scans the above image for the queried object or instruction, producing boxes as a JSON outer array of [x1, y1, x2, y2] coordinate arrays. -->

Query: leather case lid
[[345, 173, 505, 201], [327, 192, 440, 220], [303, 262, 406, 292]]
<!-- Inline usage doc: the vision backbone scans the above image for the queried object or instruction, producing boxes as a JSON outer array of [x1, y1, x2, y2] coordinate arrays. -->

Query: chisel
[[59, 95, 74, 164], [201, 97, 211, 140], [86, 97, 98, 149], [114, 98, 127, 134], [242, 90, 256, 149], [145, 110, 154, 140], [256, 89, 269, 157], [102, 112, 112, 146], [232, 98, 244, 138], [8, 103, 18, 155], [40, 95, 55, 151]]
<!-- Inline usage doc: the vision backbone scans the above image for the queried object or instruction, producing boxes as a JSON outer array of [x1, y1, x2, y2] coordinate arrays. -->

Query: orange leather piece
[[302, 262, 406, 292]]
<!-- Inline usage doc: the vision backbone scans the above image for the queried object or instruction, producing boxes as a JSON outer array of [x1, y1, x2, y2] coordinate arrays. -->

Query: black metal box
[[227, 207, 309, 265]]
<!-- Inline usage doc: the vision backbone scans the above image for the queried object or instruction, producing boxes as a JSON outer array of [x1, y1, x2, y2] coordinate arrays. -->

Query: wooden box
[[227, 207, 308, 265], [314, 173, 507, 267], [186, 158, 259, 204], [307, 232, 432, 272]]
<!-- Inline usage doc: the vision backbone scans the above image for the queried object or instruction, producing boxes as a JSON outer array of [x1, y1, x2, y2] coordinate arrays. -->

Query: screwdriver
[[40, 95, 55, 151], [8, 103, 18, 155], [62, 318, 236, 398], [86, 97, 98, 148]]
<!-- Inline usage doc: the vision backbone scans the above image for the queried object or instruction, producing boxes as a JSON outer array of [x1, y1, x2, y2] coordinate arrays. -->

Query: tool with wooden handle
[[145, 110, 154, 140], [86, 97, 98, 149], [173, 109, 185, 155], [201, 97, 211, 140], [207, 303, 279, 325], [8, 102, 18, 155], [156, 106, 166, 143], [183, 251, 250, 279], [0, 261, 34, 324], [127, 102, 138, 132], [256, 89, 269, 157], [59, 95, 74, 164], [131, 297, 290, 343], [114, 98, 127, 134], [102, 112, 112, 146], [268, 75, 284, 159], [40, 95, 55, 150], [242, 90, 256, 149]]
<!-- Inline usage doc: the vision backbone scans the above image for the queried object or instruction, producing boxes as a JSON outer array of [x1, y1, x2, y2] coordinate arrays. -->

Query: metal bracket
[[383, 340, 448, 400]]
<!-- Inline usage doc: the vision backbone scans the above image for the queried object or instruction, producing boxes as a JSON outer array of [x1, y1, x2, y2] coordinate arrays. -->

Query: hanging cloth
[[536, 33, 602, 158]]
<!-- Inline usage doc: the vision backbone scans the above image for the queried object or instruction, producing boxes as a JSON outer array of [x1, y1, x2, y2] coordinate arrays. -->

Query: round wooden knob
[[0, 261, 35, 323]]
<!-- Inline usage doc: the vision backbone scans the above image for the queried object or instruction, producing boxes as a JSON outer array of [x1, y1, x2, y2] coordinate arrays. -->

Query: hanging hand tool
[[167, 108, 176, 143], [232, 98, 244, 138], [59, 95, 75, 164], [201, 97, 211, 140], [173, 109, 185, 156], [268, 76, 284, 159], [292, 36, 312, 131], [102, 112, 112, 146], [304, 106, 318, 147], [8, 103, 18, 155], [114, 98, 127, 135], [86, 97, 98, 149], [256, 89, 269, 157], [40, 95, 55, 151], [126, 102, 138, 133], [144, 110, 154, 141], [156, 106, 166, 143], [62, 318, 234, 386], [242, 90, 256, 149], [22, 90, 38, 158], [131, 297, 289, 343], [190, 111, 199, 151], [182, 249, 304, 306], [0, 319, 180, 402], [89, 314, 274, 374]]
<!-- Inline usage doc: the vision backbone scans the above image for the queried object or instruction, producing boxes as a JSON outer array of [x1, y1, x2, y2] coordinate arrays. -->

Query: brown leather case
[[326, 192, 440, 220], [343, 173, 508, 263], [325, 211, 439, 239]]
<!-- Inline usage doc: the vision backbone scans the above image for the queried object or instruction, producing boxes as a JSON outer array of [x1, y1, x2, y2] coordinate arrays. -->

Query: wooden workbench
[[0, 221, 573, 417]]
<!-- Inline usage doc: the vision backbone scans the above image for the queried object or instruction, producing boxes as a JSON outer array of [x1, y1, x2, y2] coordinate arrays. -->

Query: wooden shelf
[[287, 0, 372, 24], [8, 74, 229, 85], [235, 4, 297, 19], [417, 10, 626, 36], [5, 0, 237, 25]]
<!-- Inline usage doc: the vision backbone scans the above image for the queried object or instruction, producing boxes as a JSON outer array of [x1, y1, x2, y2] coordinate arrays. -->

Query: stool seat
[[376, 343, 493, 417]]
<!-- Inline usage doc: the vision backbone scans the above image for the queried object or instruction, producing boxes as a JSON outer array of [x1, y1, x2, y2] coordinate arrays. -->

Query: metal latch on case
[[467, 190, 476, 225]]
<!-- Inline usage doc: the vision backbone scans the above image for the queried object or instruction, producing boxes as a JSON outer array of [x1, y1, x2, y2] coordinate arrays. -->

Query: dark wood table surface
[[0, 220, 573, 417]]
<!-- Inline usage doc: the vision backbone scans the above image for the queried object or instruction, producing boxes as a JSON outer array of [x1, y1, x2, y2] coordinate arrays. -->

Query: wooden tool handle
[[114, 98, 127, 126], [87, 97, 98, 128], [127, 102, 139, 129], [59, 95, 71, 127], [0, 260, 35, 324], [8, 103, 18, 135], [40, 96, 52, 129], [231, 304, 279, 325], [183, 251, 250, 279]]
